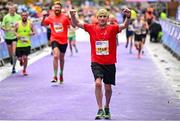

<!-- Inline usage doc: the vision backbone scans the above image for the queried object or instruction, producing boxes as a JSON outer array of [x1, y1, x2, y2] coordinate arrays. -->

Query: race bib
[[20, 37, 29, 43], [135, 29, 141, 35], [142, 29, 147, 34], [96, 41, 109, 55], [53, 23, 63, 33]]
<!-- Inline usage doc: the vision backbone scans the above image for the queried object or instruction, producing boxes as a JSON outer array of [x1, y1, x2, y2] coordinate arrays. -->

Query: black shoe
[[142, 50, 144, 54], [95, 109, 104, 120], [125, 44, 128, 48], [104, 108, 111, 120], [12, 68, 16, 74]]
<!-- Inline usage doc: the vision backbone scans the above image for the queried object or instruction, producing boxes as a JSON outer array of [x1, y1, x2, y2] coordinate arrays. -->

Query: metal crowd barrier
[[160, 19, 180, 58], [0, 22, 48, 65]]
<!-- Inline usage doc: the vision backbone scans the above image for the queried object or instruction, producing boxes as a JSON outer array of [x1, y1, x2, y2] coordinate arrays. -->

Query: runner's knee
[[54, 54, 59, 60], [60, 58, 64, 62], [95, 78, 102, 88], [105, 85, 112, 92], [59, 54, 65, 62]]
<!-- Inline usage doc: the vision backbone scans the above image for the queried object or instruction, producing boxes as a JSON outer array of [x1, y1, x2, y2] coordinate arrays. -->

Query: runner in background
[[2, 3, 21, 73], [68, 26, 78, 56], [15, 11, 35, 76], [125, 7, 137, 54], [125, 19, 134, 54], [133, 14, 143, 59], [141, 16, 149, 54], [41, 1, 73, 84]]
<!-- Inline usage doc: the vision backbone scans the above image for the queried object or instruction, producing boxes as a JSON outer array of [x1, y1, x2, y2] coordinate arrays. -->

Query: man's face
[[54, 4, 61, 16], [21, 12, 28, 22], [9, 5, 16, 14], [97, 14, 109, 26]]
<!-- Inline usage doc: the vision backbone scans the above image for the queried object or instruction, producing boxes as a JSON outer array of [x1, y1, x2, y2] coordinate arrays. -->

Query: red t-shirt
[[43, 13, 70, 44], [84, 24, 120, 64]]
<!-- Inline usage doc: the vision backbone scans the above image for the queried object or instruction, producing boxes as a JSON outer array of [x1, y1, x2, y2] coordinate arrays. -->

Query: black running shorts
[[134, 34, 142, 42], [51, 41, 68, 53], [91, 62, 116, 85], [16, 46, 31, 58], [5, 38, 18, 45]]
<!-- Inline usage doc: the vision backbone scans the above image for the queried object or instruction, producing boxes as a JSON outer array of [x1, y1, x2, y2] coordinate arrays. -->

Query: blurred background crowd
[[0, 0, 179, 23]]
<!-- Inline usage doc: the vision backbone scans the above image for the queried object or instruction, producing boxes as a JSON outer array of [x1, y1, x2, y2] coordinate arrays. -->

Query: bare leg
[[69, 41, 73, 56], [7, 44, 12, 64], [104, 84, 112, 108], [73, 44, 78, 53], [125, 37, 129, 48], [138, 42, 142, 59], [53, 47, 59, 77], [22, 55, 28, 76], [129, 36, 133, 54], [142, 37, 146, 54], [12, 41, 17, 69], [95, 77, 103, 109], [59, 52, 65, 76], [23, 55, 28, 71]]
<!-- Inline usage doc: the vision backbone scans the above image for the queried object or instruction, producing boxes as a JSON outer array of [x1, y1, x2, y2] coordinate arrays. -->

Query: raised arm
[[41, 10, 48, 26], [119, 8, 131, 31], [70, 9, 84, 29]]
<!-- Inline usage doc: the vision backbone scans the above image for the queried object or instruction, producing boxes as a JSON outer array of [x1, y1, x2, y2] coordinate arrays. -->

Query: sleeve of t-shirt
[[43, 16, 51, 25], [84, 23, 92, 33], [112, 25, 120, 34]]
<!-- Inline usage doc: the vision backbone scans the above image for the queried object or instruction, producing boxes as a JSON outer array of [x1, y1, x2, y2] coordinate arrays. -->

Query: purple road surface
[[0, 42, 180, 120]]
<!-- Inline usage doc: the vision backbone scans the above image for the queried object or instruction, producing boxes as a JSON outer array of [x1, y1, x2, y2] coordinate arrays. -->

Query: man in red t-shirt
[[42, 2, 72, 84], [70, 8, 131, 119]]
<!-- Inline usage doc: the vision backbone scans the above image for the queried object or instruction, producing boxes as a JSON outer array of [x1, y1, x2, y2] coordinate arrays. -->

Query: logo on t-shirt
[[8, 22, 16, 32], [53, 23, 63, 33], [96, 40, 109, 55]]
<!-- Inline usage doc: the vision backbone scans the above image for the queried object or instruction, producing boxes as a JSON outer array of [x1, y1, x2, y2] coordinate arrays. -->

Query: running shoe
[[59, 75, 63, 84], [95, 109, 104, 120], [104, 108, 111, 120], [22, 70, 28, 76], [51, 76, 58, 83]]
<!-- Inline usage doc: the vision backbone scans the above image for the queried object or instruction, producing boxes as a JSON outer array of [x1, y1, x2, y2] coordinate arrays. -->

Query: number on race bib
[[96, 41, 109, 55], [53, 23, 63, 33]]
